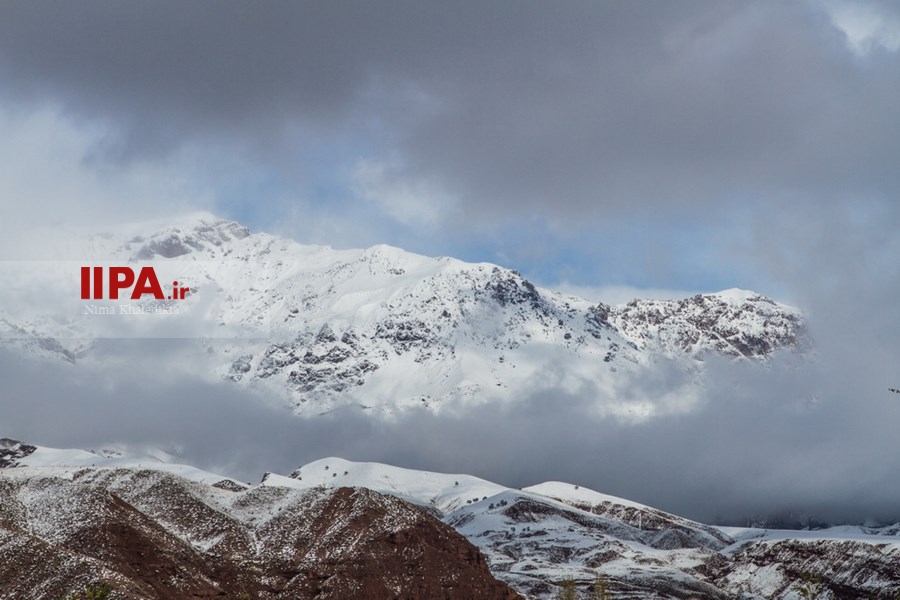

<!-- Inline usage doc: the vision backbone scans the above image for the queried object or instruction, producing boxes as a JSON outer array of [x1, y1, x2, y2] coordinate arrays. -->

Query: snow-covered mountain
[[0, 215, 807, 416], [3, 439, 897, 600]]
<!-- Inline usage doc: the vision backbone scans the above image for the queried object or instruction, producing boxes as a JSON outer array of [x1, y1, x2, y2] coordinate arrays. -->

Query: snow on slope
[[269, 457, 740, 597], [268, 456, 508, 514], [272, 458, 699, 524], [0, 438, 246, 488], [525, 480, 652, 511]]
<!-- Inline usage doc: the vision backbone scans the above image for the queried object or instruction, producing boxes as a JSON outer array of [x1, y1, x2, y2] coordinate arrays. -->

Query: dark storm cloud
[[1, 1, 898, 220]]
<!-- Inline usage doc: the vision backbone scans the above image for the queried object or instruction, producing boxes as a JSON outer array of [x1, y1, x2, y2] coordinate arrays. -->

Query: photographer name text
[[83, 304, 180, 315]]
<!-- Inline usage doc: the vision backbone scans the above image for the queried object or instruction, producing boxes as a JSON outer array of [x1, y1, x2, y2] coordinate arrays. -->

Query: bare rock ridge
[[1, 216, 808, 416]]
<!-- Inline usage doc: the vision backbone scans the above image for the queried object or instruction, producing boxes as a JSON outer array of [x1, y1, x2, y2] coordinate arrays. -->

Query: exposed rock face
[[449, 490, 900, 600], [0, 438, 37, 467], [609, 290, 808, 359], [0, 464, 522, 600], [711, 538, 900, 600]]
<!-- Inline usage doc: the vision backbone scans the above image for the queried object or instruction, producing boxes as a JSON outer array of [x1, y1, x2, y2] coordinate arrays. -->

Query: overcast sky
[[2, 1, 900, 524], [1, 0, 898, 297]]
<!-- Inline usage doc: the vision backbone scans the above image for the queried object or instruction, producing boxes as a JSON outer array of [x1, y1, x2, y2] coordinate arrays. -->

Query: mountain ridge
[[3, 439, 898, 600], [0, 215, 809, 418]]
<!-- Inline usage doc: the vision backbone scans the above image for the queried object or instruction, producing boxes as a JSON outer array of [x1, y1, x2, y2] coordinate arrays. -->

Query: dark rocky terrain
[[0, 455, 521, 600]]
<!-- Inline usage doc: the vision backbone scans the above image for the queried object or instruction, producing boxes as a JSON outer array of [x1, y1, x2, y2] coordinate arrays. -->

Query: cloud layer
[[1, 2, 898, 233], [4, 325, 898, 526]]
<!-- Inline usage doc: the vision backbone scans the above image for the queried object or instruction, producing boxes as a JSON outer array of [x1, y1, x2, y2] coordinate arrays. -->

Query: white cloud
[[352, 159, 456, 229], [822, 0, 900, 55], [0, 108, 213, 258]]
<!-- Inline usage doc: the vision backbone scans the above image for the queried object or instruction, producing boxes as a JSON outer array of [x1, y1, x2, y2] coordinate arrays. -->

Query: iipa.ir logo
[[80, 266, 191, 300]]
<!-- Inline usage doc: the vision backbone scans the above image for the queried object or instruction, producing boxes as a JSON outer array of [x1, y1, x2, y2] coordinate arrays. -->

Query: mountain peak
[[124, 214, 250, 260], [709, 287, 765, 302], [610, 288, 806, 358]]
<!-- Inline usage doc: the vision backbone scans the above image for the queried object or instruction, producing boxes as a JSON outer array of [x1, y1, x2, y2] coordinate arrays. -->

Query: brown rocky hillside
[[0, 465, 522, 600]]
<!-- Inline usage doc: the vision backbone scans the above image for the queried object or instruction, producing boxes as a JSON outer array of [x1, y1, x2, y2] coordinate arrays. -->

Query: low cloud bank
[[3, 323, 899, 526]]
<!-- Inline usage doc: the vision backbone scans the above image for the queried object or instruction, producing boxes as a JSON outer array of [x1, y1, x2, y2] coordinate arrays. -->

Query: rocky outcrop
[[448, 489, 900, 600], [0, 438, 37, 467], [609, 290, 808, 359]]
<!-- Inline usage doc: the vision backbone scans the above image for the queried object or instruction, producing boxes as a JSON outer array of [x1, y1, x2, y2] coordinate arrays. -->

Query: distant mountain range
[[2, 439, 897, 600], [0, 215, 807, 417]]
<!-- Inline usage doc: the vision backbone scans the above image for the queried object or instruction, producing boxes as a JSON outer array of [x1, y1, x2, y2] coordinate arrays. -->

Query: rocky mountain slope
[[3, 439, 898, 600], [0, 439, 521, 600], [280, 457, 900, 600], [0, 215, 807, 417], [7, 439, 900, 600]]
